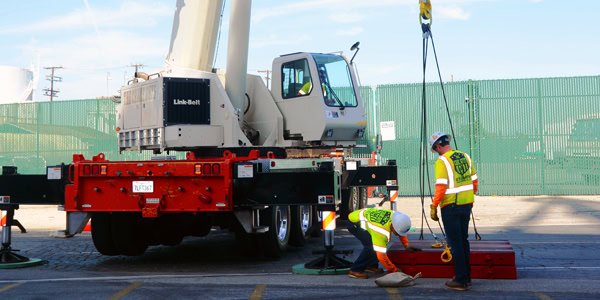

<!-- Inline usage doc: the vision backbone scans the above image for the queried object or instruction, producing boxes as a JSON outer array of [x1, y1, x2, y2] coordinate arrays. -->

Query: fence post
[[537, 79, 546, 194], [468, 80, 476, 161]]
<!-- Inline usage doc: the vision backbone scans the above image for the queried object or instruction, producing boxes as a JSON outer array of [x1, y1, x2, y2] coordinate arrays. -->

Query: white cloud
[[250, 34, 312, 49], [336, 27, 365, 37], [330, 12, 368, 24], [0, 1, 172, 34], [22, 30, 168, 100], [252, 0, 491, 23], [437, 6, 471, 20]]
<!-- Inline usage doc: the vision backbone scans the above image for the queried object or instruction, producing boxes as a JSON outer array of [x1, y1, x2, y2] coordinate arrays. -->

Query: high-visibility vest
[[434, 150, 477, 208], [348, 208, 393, 253], [297, 82, 312, 95]]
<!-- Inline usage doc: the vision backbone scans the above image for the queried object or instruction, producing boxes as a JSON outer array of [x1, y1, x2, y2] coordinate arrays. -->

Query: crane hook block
[[419, 0, 432, 24]]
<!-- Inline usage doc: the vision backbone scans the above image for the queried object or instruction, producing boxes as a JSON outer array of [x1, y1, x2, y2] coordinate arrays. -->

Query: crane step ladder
[[387, 240, 517, 279]]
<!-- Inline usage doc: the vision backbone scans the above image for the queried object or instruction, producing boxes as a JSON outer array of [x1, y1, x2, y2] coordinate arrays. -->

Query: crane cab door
[[271, 53, 366, 145]]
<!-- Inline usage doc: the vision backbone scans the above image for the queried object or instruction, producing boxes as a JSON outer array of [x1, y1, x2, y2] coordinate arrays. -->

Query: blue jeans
[[441, 203, 472, 284], [347, 219, 379, 272]]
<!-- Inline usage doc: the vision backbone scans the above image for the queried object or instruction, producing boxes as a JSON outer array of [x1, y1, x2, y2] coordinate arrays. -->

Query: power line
[[43, 66, 63, 101], [257, 70, 272, 89], [129, 63, 145, 74]]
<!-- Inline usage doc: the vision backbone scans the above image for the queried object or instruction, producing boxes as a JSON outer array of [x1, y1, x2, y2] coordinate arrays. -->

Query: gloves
[[430, 204, 439, 221], [405, 245, 422, 253]]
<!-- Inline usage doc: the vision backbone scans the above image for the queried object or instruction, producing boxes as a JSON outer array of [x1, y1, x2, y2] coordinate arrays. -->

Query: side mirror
[[350, 41, 360, 64]]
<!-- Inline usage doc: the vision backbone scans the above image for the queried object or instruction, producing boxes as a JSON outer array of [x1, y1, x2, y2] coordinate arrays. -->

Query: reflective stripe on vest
[[359, 208, 367, 230], [436, 178, 449, 185], [439, 155, 474, 195], [367, 222, 391, 241], [439, 156, 455, 186], [373, 244, 387, 253]]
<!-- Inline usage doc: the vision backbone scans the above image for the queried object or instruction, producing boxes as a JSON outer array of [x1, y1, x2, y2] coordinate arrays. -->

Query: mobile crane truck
[[0, 0, 398, 263]]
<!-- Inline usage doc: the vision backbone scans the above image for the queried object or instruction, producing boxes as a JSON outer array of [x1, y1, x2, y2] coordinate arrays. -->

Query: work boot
[[348, 271, 368, 279], [453, 276, 472, 286], [366, 267, 384, 273], [445, 280, 469, 291]]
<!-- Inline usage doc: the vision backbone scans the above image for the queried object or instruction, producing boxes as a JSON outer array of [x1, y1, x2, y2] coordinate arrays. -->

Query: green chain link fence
[[354, 75, 600, 195], [1, 76, 599, 195]]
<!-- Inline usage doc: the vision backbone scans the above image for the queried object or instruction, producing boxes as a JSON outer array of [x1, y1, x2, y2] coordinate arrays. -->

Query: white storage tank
[[0, 66, 36, 104]]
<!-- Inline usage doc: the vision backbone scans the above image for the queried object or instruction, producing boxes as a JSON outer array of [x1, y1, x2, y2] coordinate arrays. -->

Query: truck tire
[[260, 205, 290, 258], [345, 186, 361, 213], [110, 212, 148, 256], [359, 187, 369, 209], [289, 205, 312, 247], [91, 212, 119, 256]]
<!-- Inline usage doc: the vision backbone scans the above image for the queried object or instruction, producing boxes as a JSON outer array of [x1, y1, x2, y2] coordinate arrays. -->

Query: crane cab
[[270, 53, 367, 146]]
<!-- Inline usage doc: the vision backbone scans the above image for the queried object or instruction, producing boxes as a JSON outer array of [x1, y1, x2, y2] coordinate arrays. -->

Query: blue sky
[[1, 0, 598, 101]]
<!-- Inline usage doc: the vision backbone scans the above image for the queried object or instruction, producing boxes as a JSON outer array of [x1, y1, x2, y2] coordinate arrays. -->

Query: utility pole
[[43, 66, 63, 101], [129, 63, 145, 75], [257, 70, 272, 89]]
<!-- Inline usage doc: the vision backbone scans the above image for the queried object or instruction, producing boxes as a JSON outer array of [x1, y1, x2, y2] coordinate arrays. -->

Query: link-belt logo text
[[173, 99, 202, 105]]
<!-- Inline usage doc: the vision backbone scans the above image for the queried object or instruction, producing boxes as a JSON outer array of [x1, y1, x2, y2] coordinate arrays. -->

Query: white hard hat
[[392, 212, 411, 236], [429, 131, 451, 149]]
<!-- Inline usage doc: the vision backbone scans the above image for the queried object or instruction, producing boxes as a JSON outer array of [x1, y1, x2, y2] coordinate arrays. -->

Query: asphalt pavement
[[1, 195, 599, 299]]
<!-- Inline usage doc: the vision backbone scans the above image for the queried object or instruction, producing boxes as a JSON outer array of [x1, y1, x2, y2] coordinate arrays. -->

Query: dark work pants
[[346, 220, 379, 272], [441, 203, 472, 285]]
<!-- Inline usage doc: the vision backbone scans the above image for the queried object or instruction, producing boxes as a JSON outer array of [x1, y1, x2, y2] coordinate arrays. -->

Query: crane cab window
[[282, 59, 313, 99], [313, 54, 358, 108]]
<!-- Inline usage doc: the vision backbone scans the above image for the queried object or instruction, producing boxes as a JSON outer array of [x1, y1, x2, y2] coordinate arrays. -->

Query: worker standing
[[347, 208, 421, 279], [429, 131, 479, 291]]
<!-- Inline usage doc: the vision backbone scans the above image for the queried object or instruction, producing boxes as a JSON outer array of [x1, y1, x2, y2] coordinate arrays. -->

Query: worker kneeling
[[347, 209, 421, 279]]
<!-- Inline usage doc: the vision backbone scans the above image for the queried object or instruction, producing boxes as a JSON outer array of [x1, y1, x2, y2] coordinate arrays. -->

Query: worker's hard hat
[[392, 212, 411, 236], [429, 131, 451, 149]]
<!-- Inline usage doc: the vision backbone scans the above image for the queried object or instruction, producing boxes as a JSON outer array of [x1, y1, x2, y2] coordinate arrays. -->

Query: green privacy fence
[[0, 76, 598, 195], [354, 75, 600, 195], [0, 99, 183, 175]]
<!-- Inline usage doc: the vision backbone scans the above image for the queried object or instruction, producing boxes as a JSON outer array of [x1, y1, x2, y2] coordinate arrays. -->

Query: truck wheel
[[111, 212, 148, 256], [91, 212, 119, 256], [260, 205, 290, 258], [289, 205, 312, 247], [348, 187, 360, 212], [359, 187, 369, 209]]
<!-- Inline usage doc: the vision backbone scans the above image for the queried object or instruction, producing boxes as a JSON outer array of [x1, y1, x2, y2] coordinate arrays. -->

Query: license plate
[[132, 181, 154, 193]]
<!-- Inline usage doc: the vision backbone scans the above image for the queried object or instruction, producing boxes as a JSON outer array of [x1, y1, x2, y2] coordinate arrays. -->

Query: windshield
[[312, 54, 358, 108]]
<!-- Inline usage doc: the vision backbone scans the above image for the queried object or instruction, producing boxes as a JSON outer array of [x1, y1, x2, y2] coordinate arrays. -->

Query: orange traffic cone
[[83, 220, 91, 232]]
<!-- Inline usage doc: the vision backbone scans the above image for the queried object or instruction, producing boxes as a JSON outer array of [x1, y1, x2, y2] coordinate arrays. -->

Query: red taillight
[[100, 165, 107, 175], [83, 165, 91, 176], [194, 164, 202, 175], [271, 161, 276, 167], [212, 164, 221, 176], [92, 165, 99, 176], [203, 164, 212, 176]]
